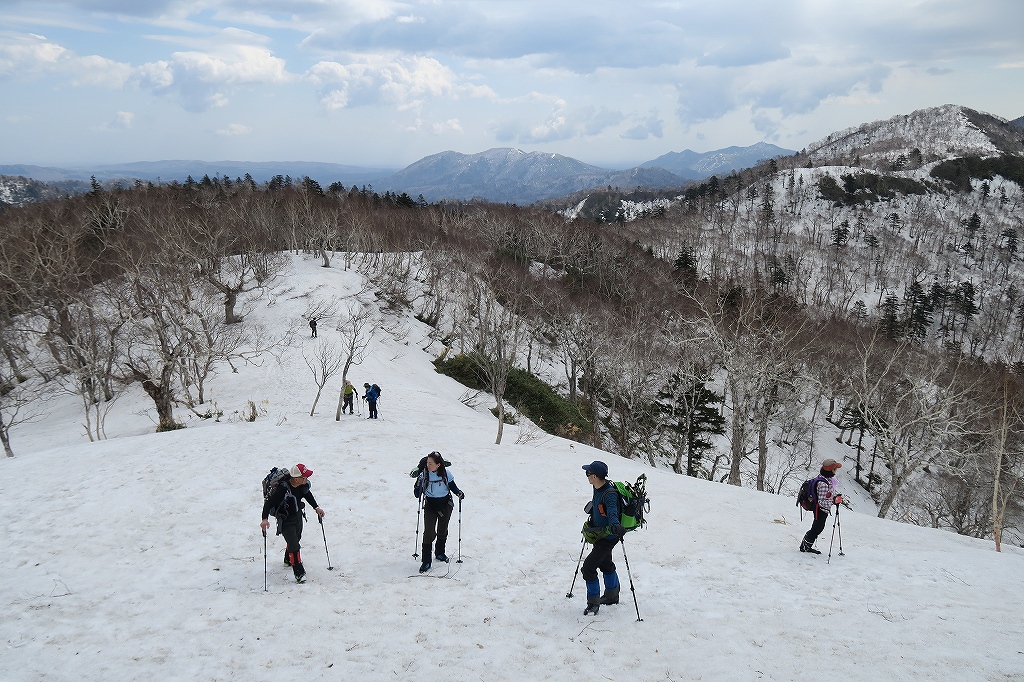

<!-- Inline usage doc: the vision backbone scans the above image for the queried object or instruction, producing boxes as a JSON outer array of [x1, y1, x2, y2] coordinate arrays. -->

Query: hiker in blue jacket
[[414, 451, 464, 573], [363, 382, 379, 419], [580, 460, 623, 615], [800, 458, 844, 554]]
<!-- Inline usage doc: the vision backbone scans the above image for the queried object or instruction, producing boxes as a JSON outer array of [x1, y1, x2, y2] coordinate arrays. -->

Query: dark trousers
[[422, 497, 453, 558], [280, 516, 305, 577], [581, 537, 619, 582], [367, 400, 378, 419], [803, 507, 830, 546], [343, 393, 354, 413]]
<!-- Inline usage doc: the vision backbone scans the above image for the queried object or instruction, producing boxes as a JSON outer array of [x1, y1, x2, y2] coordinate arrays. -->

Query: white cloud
[[307, 55, 478, 112], [432, 118, 462, 135], [496, 102, 625, 144], [621, 111, 663, 140], [0, 32, 129, 86], [216, 122, 251, 136], [133, 37, 292, 112], [92, 110, 134, 132]]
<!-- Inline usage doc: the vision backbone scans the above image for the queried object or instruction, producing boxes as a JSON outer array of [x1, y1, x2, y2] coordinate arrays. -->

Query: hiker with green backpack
[[580, 460, 624, 615]]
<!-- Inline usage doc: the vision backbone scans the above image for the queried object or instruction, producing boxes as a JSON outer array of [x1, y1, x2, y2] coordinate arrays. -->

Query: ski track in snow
[[2, 254, 1023, 681]]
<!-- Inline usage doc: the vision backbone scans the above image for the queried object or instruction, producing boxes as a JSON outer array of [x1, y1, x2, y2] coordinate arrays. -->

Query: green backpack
[[582, 474, 649, 543], [614, 474, 649, 532]]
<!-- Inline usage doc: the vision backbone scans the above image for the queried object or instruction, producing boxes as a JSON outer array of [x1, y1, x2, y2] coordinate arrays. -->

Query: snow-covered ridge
[[806, 104, 1003, 163]]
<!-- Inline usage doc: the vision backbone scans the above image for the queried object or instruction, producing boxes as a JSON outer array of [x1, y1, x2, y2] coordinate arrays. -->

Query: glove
[[610, 524, 625, 538], [458, 491, 465, 500], [833, 495, 843, 505]]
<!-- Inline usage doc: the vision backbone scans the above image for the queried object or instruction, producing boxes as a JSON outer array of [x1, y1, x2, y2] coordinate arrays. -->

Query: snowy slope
[[2, 255, 1023, 681]]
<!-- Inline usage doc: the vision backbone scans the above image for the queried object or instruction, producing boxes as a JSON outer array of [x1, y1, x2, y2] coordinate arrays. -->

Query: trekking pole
[[456, 496, 463, 563], [836, 505, 845, 557], [413, 493, 423, 558], [620, 537, 643, 622], [827, 509, 839, 564], [565, 537, 587, 598], [318, 515, 334, 570], [262, 528, 268, 592]]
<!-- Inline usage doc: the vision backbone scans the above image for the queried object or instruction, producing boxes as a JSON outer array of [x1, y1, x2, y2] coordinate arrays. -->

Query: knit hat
[[290, 463, 313, 478], [582, 460, 609, 479], [821, 458, 842, 471]]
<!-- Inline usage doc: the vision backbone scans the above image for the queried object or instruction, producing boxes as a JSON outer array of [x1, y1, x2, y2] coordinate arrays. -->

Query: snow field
[[2, 254, 1023, 681]]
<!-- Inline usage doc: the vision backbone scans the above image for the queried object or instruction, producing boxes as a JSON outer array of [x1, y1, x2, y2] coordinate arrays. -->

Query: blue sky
[[1, 0, 1022, 168]]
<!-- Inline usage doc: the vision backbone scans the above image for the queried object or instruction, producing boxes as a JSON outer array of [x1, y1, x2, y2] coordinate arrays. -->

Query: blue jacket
[[414, 468, 463, 499], [590, 482, 620, 529], [364, 386, 379, 402]]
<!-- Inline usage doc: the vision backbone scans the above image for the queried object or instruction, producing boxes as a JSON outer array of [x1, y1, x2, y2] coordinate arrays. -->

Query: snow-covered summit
[[805, 104, 1023, 165]]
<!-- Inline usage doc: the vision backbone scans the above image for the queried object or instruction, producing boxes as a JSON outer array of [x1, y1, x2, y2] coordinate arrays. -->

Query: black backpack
[[262, 466, 296, 518], [796, 475, 827, 511], [409, 454, 451, 478], [372, 383, 381, 397]]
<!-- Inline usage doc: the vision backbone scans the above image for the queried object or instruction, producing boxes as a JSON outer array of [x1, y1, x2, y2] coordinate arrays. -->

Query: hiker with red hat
[[260, 464, 325, 583], [799, 458, 844, 555]]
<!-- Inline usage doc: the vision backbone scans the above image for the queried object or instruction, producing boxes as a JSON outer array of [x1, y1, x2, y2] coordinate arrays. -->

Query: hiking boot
[[799, 540, 821, 554], [600, 588, 620, 605], [283, 549, 292, 567], [435, 553, 450, 563], [419, 561, 431, 573], [583, 596, 601, 616], [295, 572, 306, 584]]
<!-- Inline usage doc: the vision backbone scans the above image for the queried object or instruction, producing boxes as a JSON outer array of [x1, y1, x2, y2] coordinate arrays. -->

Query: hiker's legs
[[343, 394, 353, 414], [422, 505, 439, 558], [282, 518, 305, 578], [368, 401, 378, 419], [433, 501, 453, 557], [581, 538, 618, 598], [802, 507, 829, 548]]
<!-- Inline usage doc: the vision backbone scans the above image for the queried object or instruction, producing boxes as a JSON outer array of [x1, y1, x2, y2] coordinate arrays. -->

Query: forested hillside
[[1, 107, 1022, 549]]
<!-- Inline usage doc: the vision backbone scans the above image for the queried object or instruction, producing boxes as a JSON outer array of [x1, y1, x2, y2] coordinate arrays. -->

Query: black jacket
[[262, 481, 319, 520]]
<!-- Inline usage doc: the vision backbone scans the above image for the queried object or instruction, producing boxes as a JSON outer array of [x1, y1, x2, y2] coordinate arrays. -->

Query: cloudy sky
[[1, 0, 1022, 169]]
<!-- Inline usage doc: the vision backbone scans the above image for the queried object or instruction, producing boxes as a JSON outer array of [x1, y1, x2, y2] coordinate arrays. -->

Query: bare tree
[[304, 340, 344, 416], [851, 334, 976, 518], [454, 268, 529, 444], [987, 373, 1024, 551]]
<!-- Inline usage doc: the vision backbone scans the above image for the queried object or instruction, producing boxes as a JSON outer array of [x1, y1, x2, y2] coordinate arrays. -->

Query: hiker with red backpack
[[799, 458, 844, 555], [260, 464, 325, 583], [580, 460, 624, 615]]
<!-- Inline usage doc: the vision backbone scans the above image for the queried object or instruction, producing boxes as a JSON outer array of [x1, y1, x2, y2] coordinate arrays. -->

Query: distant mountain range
[[378, 148, 685, 204], [0, 161, 397, 186], [0, 142, 794, 206], [639, 142, 793, 180]]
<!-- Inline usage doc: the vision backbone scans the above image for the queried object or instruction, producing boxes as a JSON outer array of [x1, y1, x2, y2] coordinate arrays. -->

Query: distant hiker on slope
[[342, 379, 356, 415], [580, 460, 623, 616], [363, 382, 379, 419], [309, 318, 317, 338], [799, 458, 844, 555], [414, 452, 464, 573], [261, 464, 325, 583]]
